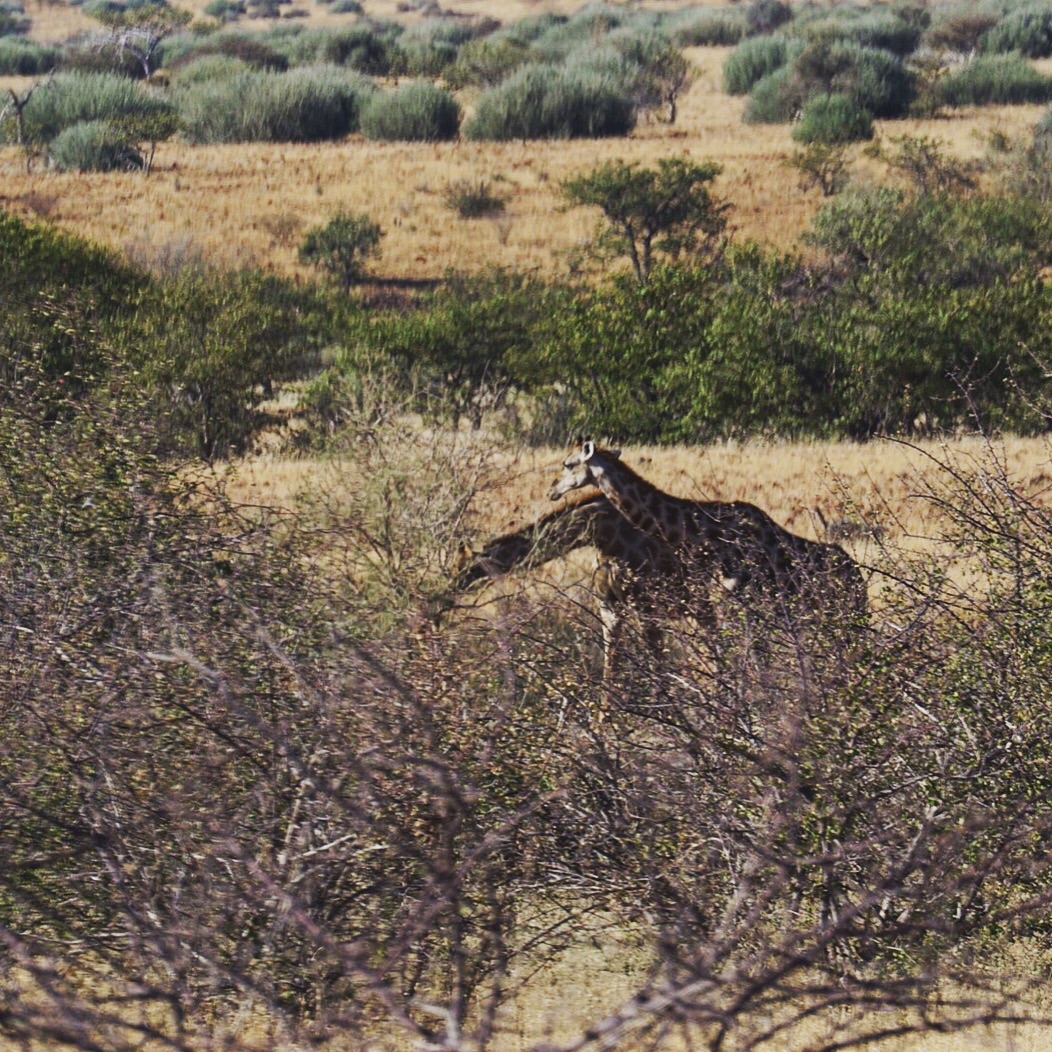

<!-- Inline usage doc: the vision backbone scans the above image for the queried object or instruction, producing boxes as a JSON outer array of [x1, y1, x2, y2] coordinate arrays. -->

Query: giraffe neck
[[589, 458, 677, 540]]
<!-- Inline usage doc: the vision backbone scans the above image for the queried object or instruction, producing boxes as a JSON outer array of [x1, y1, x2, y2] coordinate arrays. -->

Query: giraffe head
[[549, 441, 621, 500]]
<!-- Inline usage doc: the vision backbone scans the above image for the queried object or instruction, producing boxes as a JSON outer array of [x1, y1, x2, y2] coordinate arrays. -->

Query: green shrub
[[0, 36, 59, 74], [845, 10, 923, 55], [47, 119, 144, 171], [60, 40, 148, 77], [319, 25, 395, 73], [213, 31, 287, 68], [299, 210, 382, 292], [204, 0, 244, 19], [936, 53, 1052, 106], [723, 34, 793, 95], [793, 39, 915, 118], [742, 65, 800, 123], [0, 1, 29, 35], [444, 36, 530, 89], [330, 0, 361, 11], [464, 63, 636, 141], [793, 92, 873, 143], [177, 65, 374, 143], [981, 4, 1052, 58], [396, 16, 492, 77], [17, 73, 175, 146], [744, 0, 792, 36], [167, 52, 251, 84], [923, 11, 999, 54], [359, 80, 460, 142], [670, 8, 745, 46]]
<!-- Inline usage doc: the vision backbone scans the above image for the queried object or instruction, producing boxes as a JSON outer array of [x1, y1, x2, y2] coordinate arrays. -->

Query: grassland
[[2, 34, 1050, 281]]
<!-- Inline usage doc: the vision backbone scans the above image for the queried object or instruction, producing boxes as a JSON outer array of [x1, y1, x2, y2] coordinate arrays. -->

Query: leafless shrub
[[5, 411, 1052, 1051]]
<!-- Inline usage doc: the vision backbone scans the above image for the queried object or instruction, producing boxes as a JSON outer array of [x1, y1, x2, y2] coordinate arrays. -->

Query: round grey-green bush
[[464, 63, 636, 141], [359, 80, 460, 142], [47, 120, 143, 171], [792, 92, 873, 144]]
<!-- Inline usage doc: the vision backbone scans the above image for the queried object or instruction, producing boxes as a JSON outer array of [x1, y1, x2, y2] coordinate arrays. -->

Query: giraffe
[[447, 492, 714, 680], [549, 442, 868, 630]]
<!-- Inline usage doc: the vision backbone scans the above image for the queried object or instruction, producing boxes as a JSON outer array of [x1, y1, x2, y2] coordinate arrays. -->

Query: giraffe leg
[[598, 599, 623, 687]]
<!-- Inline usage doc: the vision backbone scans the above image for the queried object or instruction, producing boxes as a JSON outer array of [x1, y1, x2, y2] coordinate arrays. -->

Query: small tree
[[561, 156, 729, 283], [785, 141, 851, 196], [299, 211, 382, 293], [89, 0, 191, 79]]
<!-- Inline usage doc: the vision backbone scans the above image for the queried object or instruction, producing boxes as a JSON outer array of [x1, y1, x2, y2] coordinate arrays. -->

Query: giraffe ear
[[582, 440, 595, 459]]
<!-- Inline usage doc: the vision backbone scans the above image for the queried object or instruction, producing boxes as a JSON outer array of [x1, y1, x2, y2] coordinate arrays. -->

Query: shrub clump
[[177, 65, 374, 143], [442, 177, 507, 218], [359, 80, 460, 142], [464, 63, 636, 141], [742, 64, 800, 123], [793, 39, 915, 119], [670, 8, 745, 47], [723, 34, 793, 95], [47, 119, 144, 171], [793, 91, 873, 144], [0, 36, 58, 73], [936, 53, 1052, 106], [981, 4, 1052, 58], [14, 73, 175, 146]]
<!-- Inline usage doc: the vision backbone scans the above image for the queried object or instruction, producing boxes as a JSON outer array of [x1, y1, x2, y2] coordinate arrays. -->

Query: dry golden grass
[[2, 38, 1049, 281], [222, 433, 1052, 607]]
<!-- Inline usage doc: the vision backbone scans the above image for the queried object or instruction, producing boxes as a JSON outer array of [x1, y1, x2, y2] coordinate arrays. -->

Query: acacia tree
[[89, 0, 191, 79], [561, 157, 729, 283], [299, 211, 382, 293]]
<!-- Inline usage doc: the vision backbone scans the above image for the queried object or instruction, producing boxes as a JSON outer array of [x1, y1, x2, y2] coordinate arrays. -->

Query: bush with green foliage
[[317, 24, 395, 73], [359, 80, 460, 142], [0, 36, 59, 73], [177, 65, 374, 143], [358, 271, 566, 429], [670, 7, 745, 46], [744, 0, 792, 36], [298, 210, 382, 293], [936, 53, 1052, 106], [165, 30, 290, 70], [444, 35, 530, 88], [1, 209, 144, 406], [114, 269, 309, 458], [47, 119, 144, 171], [742, 64, 800, 123], [923, 10, 999, 54], [793, 38, 916, 118], [981, 3, 1052, 58], [0, 0, 29, 35], [395, 15, 493, 77], [166, 52, 252, 85], [203, 0, 245, 21], [793, 92, 873, 144], [723, 34, 793, 95], [561, 156, 728, 284], [464, 62, 636, 141], [9, 72, 175, 147], [844, 10, 924, 56]]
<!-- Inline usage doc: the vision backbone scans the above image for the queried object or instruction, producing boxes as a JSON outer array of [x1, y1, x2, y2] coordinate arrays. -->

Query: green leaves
[[561, 156, 728, 283], [298, 210, 382, 293]]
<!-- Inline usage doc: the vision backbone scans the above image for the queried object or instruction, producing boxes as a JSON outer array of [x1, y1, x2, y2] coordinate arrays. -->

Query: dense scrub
[[6, 278, 1052, 1048], [306, 165, 1052, 444]]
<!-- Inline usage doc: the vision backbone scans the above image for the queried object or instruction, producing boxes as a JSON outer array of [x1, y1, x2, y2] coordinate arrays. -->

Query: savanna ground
[[4, 1, 1052, 1049]]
